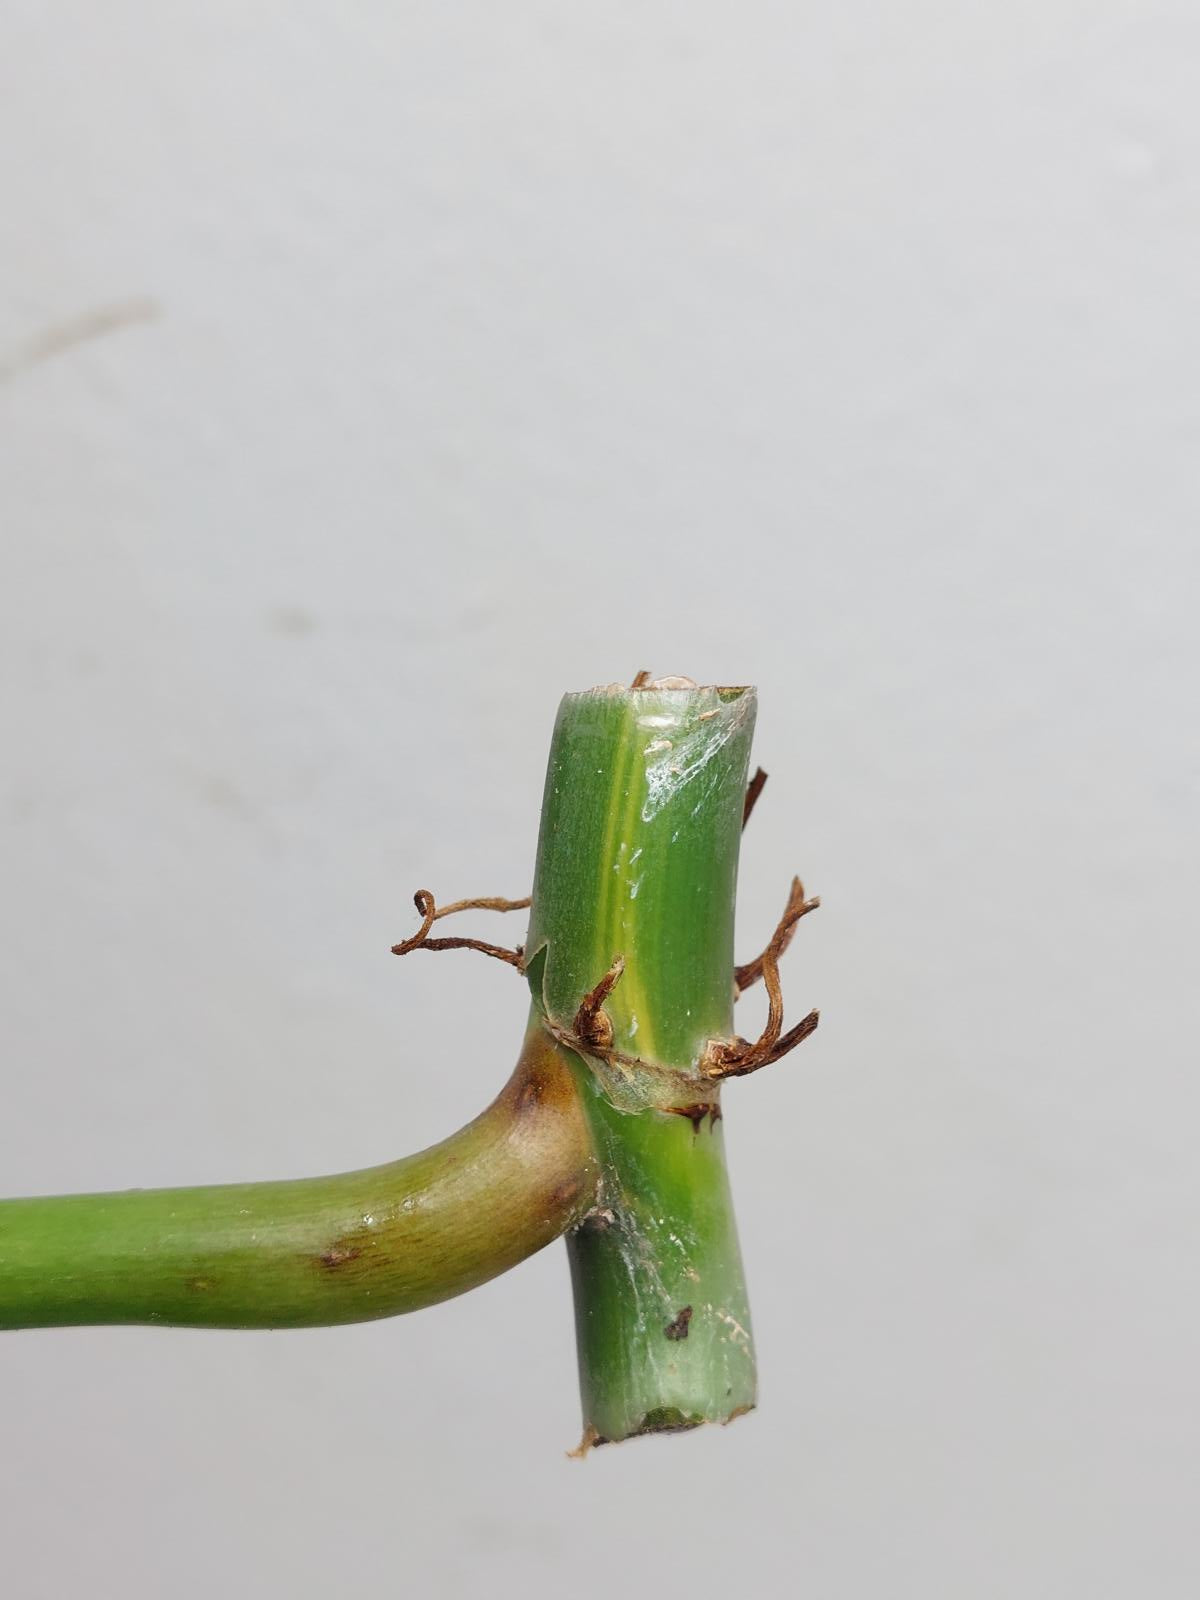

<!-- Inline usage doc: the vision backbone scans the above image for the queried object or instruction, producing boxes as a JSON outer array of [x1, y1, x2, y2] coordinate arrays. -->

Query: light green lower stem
[[526, 682, 758, 1442]]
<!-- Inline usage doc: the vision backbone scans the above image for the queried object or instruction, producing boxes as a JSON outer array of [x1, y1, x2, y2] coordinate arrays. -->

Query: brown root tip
[[702, 1007, 820, 1080], [572, 955, 626, 1050], [567, 1425, 603, 1459], [742, 766, 768, 828]]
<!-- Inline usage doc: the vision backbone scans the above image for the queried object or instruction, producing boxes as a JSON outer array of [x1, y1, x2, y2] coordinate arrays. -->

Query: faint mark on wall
[[0, 297, 160, 383], [196, 773, 259, 823], [267, 607, 318, 637]]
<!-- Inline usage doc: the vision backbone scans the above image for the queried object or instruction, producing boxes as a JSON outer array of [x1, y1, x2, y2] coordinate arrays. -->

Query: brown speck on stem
[[516, 1075, 543, 1114], [319, 1244, 362, 1269], [664, 1306, 693, 1341]]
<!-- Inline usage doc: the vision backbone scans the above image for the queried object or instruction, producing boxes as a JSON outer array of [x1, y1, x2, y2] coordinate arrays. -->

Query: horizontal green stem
[[0, 1033, 598, 1329]]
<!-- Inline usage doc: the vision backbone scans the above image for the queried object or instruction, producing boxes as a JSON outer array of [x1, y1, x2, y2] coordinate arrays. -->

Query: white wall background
[[2, 4, 1197, 1595]]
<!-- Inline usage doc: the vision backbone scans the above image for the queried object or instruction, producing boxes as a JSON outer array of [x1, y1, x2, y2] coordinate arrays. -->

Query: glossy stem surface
[[526, 682, 757, 1443], [0, 1033, 598, 1329]]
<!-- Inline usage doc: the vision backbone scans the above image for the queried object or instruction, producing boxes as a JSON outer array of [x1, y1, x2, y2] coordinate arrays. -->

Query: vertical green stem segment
[[526, 682, 757, 1443]]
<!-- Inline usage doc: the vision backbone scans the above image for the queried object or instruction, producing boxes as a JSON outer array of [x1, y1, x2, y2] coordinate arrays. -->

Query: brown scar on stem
[[319, 1244, 362, 1269], [664, 1305, 693, 1341], [516, 1074, 544, 1114], [630, 668, 652, 689], [742, 766, 768, 828], [669, 1102, 723, 1134], [390, 888, 526, 969]]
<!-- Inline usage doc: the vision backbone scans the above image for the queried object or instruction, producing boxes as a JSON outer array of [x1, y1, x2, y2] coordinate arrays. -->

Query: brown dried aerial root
[[542, 956, 661, 1079], [390, 888, 529, 970], [733, 875, 819, 995], [700, 876, 820, 1080], [572, 956, 626, 1052], [538, 956, 725, 1121], [389, 870, 819, 1088], [742, 766, 768, 828]]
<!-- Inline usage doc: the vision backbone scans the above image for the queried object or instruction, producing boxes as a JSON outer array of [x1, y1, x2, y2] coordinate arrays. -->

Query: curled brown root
[[702, 876, 820, 1080], [390, 889, 529, 970]]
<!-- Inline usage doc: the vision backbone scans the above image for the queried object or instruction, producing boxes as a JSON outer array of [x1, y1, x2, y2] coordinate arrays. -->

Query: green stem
[[526, 681, 757, 1443], [2, 677, 770, 1452], [0, 1033, 597, 1328]]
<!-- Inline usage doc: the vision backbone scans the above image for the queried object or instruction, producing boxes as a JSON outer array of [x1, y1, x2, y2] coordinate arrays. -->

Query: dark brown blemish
[[517, 1072, 545, 1114], [664, 1305, 693, 1341], [670, 1102, 722, 1134], [319, 1244, 362, 1269], [506, 1031, 588, 1123]]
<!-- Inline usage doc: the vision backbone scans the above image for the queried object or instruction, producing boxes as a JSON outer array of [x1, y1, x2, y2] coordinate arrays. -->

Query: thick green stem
[[2, 677, 772, 1453], [0, 1034, 598, 1328], [526, 681, 757, 1443]]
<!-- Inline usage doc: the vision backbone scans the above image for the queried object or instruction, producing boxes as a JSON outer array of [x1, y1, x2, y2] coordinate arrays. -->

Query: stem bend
[[0, 1032, 598, 1330]]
